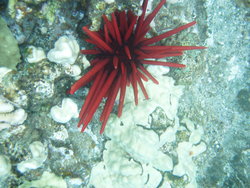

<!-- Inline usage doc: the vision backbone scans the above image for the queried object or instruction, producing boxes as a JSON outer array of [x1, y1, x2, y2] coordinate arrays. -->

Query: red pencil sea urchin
[[67, 0, 205, 134]]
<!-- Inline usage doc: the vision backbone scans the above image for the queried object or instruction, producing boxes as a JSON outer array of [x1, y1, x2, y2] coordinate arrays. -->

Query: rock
[[0, 17, 21, 69]]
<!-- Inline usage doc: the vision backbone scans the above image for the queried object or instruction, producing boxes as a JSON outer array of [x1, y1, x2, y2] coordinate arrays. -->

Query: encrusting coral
[[0, 97, 27, 128], [67, 0, 206, 133]]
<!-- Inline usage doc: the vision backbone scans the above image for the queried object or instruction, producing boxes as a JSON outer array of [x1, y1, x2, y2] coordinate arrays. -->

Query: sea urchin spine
[[67, 0, 206, 134]]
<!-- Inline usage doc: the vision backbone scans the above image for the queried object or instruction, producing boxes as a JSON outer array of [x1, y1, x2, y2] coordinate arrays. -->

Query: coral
[[0, 67, 11, 83], [172, 118, 207, 187], [0, 155, 11, 177], [19, 171, 67, 188], [47, 36, 79, 66], [50, 98, 78, 124], [65, 65, 81, 77], [26, 46, 46, 63], [0, 97, 27, 129], [104, 0, 115, 4], [88, 141, 163, 188], [88, 72, 183, 187], [50, 125, 69, 141], [67, 0, 205, 133], [17, 141, 47, 173]]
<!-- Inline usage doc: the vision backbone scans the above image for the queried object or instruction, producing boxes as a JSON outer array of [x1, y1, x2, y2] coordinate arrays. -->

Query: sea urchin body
[[67, 0, 206, 134]]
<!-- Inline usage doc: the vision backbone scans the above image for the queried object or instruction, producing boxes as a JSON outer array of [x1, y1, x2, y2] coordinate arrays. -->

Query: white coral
[[65, 64, 81, 77], [0, 67, 11, 83], [26, 46, 46, 63], [0, 98, 27, 130], [0, 155, 11, 177], [173, 119, 207, 188], [17, 141, 47, 173], [19, 171, 67, 188], [50, 98, 78, 123], [88, 141, 162, 188], [123, 66, 184, 127], [0, 100, 14, 113], [0, 109, 27, 125], [88, 72, 184, 188], [47, 36, 79, 66], [106, 112, 173, 172], [87, 66, 206, 188]]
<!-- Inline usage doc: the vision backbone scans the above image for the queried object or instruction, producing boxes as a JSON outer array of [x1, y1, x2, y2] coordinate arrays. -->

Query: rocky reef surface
[[0, 0, 249, 187]]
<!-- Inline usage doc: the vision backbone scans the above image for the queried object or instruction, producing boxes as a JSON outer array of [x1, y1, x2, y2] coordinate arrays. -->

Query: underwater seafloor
[[0, 0, 249, 187]]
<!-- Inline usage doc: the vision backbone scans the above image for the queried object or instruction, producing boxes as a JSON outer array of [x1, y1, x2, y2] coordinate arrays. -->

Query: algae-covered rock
[[0, 17, 21, 70]]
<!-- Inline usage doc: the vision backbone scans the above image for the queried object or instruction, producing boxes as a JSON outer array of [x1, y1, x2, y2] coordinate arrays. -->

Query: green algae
[[0, 17, 21, 70]]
